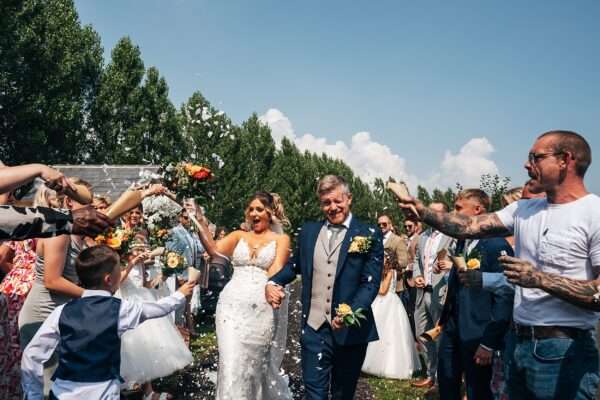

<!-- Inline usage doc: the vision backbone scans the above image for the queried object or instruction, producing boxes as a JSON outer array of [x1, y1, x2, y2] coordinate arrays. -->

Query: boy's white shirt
[[21, 289, 186, 400]]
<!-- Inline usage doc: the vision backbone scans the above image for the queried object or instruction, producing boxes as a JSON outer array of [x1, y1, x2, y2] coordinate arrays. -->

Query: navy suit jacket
[[271, 217, 384, 346], [443, 237, 514, 350]]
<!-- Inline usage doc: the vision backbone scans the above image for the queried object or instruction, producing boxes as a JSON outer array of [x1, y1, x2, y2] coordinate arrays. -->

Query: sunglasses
[[528, 151, 563, 165], [378, 222, 389, 227]]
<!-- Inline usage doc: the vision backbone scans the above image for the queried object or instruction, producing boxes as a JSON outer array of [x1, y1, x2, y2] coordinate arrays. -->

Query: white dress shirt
[[21, 289, 186, 400], [383, 231, 392, 246], [423, 231, 443, 286], [325, 213, 353, 241]]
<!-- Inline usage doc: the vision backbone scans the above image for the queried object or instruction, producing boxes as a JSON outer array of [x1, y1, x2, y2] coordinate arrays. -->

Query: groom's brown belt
[[513, 323, 590, 339]]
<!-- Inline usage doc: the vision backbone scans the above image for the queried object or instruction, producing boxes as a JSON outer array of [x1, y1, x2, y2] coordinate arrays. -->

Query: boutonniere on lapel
[[335, 303, 367, 327], [348, 235, 373, 254]]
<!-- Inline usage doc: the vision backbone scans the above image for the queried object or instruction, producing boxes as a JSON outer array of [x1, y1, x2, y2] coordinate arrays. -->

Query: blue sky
[[75, 0, 599, 192]]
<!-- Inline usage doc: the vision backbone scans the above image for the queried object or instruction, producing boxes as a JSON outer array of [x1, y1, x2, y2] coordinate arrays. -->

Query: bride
[[194, 191, 293, 400]]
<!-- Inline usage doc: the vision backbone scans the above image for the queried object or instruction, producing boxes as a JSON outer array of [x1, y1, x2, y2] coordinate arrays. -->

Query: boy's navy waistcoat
[[53, 296, 122, 383]]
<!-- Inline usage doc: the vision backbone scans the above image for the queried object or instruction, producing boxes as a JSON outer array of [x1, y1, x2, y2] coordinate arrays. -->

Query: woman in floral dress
[[0, 239, 37, 399]]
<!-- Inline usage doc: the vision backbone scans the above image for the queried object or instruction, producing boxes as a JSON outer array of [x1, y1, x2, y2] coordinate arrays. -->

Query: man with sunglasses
[[377, 215, 409, 290], [393, 131, 600, 399]]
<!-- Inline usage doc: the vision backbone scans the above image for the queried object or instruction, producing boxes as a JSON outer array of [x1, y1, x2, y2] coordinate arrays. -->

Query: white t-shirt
[[496, 194, 600, 329]]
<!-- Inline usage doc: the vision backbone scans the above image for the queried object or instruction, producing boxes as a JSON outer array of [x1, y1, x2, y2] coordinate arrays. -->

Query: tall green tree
[[0, 0, 103, 165]]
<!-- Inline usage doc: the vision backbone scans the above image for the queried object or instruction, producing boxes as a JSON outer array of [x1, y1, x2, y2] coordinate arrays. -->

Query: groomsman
[[377, 215, 408, 291], [437, 190, 514, 400], [403, 218, 422, 339], [411, 202, 455, 391]]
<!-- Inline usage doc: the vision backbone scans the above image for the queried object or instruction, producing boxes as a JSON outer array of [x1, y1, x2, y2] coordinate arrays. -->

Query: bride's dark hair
[[246, 191, 290, 228]]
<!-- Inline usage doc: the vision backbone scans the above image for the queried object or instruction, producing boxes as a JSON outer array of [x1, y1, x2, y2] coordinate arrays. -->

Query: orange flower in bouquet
[[95, 227, 136, 255], [160, 161, 215, 202]]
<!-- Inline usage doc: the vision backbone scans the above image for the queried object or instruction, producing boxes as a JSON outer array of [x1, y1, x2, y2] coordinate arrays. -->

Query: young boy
[[21, 245, 196, 400]]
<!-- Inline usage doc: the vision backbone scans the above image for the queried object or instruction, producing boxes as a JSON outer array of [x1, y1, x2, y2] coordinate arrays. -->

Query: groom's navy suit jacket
[[271, 217, 384, 346]]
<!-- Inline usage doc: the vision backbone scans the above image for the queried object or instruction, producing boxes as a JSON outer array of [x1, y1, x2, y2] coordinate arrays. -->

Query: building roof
[[54, 165, 160, 200]]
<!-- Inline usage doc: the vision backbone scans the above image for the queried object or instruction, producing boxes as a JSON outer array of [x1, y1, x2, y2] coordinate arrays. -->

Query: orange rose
[[106, 238, 122, 250], [466, 258, 481, 269]]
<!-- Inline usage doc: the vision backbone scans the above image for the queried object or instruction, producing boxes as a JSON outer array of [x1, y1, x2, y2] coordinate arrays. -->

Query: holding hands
[[265, 283, 285, 309]]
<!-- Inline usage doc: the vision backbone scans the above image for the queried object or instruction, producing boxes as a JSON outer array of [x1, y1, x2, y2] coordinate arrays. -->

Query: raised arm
[[0, 163, 73, 194], [418, 206, 510, 240], [0, 205, 111, 240], [392, 193, 511, 240]]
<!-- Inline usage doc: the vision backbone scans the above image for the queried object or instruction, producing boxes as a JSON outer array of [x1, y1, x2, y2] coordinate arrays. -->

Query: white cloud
[[258, 108, 294, 144], [259, 108, 500, 191], [426, 138, 499, 189]]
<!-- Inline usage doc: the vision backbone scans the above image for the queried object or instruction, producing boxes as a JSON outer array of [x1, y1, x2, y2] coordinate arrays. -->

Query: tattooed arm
[[415, 203, 511, 240], [501, 255, 600, 311]]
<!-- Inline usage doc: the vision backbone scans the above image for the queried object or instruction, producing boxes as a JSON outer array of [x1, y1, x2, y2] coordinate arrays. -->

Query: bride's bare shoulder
[[273, 232, 290, 244]]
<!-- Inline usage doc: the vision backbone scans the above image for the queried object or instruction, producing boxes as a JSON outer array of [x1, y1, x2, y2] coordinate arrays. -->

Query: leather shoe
[[424, 385, 438, 397], [412, 377, 434, 388]]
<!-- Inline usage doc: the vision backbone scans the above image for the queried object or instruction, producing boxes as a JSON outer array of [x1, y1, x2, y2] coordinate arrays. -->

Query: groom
[[266, 175, 384, 400]]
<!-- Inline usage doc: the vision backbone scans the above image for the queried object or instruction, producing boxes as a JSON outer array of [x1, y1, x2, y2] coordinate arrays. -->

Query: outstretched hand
[[42, 166, 76, 194], [500, 255, 542, 288], [386, 182, 422, 220], [265, 283, 285, 309], [71, 205, 114, 237]]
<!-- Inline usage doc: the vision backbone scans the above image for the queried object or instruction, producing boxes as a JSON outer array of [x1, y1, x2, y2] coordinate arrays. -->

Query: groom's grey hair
[[317, 175, 351, 197]]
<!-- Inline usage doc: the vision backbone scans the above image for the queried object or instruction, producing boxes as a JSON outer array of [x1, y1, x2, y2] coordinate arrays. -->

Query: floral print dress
[[0, 239, 36, 400]]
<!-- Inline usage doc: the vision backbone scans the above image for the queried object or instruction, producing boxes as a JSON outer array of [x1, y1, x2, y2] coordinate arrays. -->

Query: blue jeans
[[507, 332, 599, 399]]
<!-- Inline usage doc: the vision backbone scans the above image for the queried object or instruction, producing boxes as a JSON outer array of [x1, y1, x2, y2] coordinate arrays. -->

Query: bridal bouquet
[[142, 195, 182, 247], [161, 251, 189, 277], [335, 303, 367, 327], [160, 162, 214, 202]]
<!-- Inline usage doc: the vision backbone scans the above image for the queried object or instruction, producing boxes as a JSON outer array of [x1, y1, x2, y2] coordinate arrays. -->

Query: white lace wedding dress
[[215, 238, 292, 400], [361, 270, 421, 379]]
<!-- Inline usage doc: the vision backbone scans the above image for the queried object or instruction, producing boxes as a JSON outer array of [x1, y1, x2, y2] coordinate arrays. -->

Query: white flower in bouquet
[[142, 195, 182, 230]]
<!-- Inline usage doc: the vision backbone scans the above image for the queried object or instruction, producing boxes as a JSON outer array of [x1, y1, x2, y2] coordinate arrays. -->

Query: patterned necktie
[[328, 224, 345, 252]]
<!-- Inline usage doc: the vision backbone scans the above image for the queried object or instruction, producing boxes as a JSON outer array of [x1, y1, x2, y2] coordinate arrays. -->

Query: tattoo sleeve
[[420, 208, 511, 240], [537, 272, 600, 312]]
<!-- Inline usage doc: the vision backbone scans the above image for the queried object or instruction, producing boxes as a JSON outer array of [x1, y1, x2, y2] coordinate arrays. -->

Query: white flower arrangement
[[142, 195, 182, 231]]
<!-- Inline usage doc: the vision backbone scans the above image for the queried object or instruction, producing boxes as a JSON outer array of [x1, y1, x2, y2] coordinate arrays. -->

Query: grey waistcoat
[[307, 224, 347, 330]]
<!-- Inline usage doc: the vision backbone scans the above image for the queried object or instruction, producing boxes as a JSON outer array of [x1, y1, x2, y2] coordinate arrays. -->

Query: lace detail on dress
[[215, 237, 292, 399], [231, 238, 277, 270]]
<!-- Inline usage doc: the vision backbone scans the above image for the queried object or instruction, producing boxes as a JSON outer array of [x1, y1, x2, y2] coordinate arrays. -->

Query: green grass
[[188, 321, 440, 400], [190, 330, 217, 360], [368, 376, 438, 400]]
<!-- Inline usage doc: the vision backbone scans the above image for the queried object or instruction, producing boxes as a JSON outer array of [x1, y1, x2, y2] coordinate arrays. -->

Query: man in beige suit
[[377, 215, 408, 292]]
